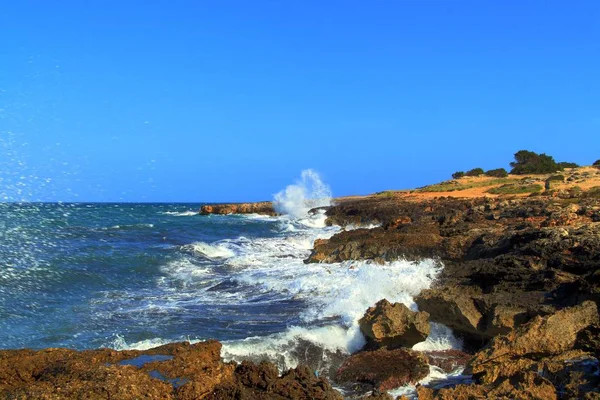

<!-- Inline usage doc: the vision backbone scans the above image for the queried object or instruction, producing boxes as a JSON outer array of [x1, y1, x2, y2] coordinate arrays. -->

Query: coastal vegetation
[[453, 150, 581, 181], [465, 168, 484, 177], [486, 183, 543, 195], [484, 168, 508, 178], [418, 178, 513, 193]]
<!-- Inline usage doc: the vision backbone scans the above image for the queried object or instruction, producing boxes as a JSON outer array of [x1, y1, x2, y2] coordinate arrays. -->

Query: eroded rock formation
[[0, 341, 342, 400], [359, 299, 430, 349], [200, 202, 277, 216]]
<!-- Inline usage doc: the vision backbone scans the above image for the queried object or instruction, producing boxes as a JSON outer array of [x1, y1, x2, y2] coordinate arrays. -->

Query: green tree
[[509, 150, 559, 174], [485, 168, 508, 178], [465, 168, 484, 177]]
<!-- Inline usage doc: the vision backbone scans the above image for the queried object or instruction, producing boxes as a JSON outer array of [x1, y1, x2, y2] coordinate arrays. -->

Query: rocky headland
[[4, 164, 600, 399], [200, 201, 277, 216]]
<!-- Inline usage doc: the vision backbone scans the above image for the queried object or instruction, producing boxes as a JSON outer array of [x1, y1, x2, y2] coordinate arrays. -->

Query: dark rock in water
[[422, 349, 472, 373], [0, 340, 343, 400], [208, 362, 343, 400], [307, 227, 445, 263], [335, 348, 429, 392], [200, 201, 277, 216], [360, 390, 394, 400], [359, 299, 430, 349]]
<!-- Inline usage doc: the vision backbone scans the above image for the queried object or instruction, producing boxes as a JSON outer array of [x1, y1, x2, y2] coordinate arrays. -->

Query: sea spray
[[273, 169, 332, 218]]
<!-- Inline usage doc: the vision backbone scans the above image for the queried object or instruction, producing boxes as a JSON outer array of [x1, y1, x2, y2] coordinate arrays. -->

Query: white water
[[180, 242, 236, 259], [110, 169, 462, 397], [274, 169, 332, 218], [161, 210, 198, 217]]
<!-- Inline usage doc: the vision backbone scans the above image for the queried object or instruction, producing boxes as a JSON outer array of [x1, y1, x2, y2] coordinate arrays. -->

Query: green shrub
[[593, 160, 600, 166], [557, 162, 579, 169], [485, 168, 508, 178], [452, 171, 465, 179], [487, 184, 543, 195], [585, 186, 600, 198], [509, 150, 559, 174], [465, 168, 484, 177], [547, 174, 564, 182]]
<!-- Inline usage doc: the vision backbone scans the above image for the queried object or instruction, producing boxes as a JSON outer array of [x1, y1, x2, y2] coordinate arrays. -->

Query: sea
[[0, 171, 464, 397]]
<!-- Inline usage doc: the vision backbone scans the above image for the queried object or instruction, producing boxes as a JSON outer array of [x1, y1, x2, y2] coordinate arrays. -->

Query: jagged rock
[[414, 286, 484, 340], [417, 371, 558, 400], [200, 202, 277, 216], [335, 348, 429, 391], [208, 363, 343, 400], [306, 228, 444, 263], [0, 341, 343, 400], [576, 324, 600, 357], [359, 299, 430, 349], [467, 301, 599, 384], [422, 350, 472, 373], [360, 390, 394, 400]]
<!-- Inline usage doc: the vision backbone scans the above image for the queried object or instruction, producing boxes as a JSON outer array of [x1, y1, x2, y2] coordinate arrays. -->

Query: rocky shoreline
[[310, 191, 600, 399], [3, 170, 600, 399]]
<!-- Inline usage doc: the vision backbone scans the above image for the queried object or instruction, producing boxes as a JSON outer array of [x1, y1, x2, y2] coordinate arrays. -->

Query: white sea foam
[[180, 242, 236, 259], [115, 170, 463, 396], [274, 169, 332, 218], [161, 210, 198, 216]]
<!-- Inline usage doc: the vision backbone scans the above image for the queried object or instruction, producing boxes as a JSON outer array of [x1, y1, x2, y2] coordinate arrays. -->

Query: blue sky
[[1, 1, 599, 202]]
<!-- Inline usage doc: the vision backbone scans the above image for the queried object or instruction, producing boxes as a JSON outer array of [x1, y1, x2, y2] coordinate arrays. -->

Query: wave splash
[[274, 169, 332, 219]]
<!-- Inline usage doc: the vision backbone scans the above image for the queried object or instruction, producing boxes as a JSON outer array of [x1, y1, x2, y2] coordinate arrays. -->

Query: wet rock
[[0, 340, 343, 400], [422, 350, 472, 373], [200, 202, 277, 216], [360, 390, 394, 400], [359, 299, 430, 349], [335, 348, 429, 391], [208, 363, 343, 400], [306, 228, 444, 263]]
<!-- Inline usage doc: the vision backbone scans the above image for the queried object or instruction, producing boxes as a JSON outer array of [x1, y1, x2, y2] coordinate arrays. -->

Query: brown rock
[[208, 363, 343, 400], [359, 299, 430, 349], [335, 348, 429, 391], [0, 340, 343, 400], [306, 228, 444, 263], [360, 390, 394, 400], [200, 202, 277, 216], [419, 371, 557, 400], [422, 350, 472, 373], [467, 301, 599, 384], [414, 286, 484, 340]]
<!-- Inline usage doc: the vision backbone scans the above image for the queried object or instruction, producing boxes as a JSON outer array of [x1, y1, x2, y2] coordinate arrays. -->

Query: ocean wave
[[101, 223, 154, 230], [160, 211, 198, 217], [180, 242, 236, 259]]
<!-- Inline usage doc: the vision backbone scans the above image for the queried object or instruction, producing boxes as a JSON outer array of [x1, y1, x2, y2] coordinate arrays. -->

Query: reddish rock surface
[[0, 341, 342, 400], [422, 350, 472, 373], [359, 299, 430, 349], [200, 201, 277, 216], [335, 348, 429, 391]]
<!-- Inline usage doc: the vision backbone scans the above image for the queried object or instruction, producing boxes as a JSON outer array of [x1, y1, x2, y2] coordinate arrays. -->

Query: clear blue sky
[[1, 1, 599, 202]]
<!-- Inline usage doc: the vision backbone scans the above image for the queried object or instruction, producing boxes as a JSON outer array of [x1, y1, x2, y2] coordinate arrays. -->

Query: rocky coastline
[[3, 167, 600, 399]]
